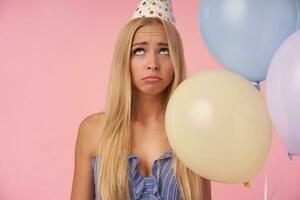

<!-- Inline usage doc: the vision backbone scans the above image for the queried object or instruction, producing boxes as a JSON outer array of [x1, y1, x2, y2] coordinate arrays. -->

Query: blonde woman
[[71, 1, 211, 200]]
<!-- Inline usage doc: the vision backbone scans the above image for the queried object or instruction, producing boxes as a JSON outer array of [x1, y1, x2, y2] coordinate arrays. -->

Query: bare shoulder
[[77, 112, 105, 159], [71, 112, 105, 200]]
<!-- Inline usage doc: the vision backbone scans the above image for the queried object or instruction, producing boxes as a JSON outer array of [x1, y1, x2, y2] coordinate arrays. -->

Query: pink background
[[0, 0, 299, 199]]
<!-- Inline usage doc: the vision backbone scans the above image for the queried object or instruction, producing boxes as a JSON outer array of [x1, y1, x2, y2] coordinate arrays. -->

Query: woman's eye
[[133, 48, 145, 55], [160, 48, 169, 55]]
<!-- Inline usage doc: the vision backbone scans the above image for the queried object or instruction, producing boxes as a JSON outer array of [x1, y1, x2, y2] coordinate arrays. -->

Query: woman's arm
[[70, 113, 104, 200]]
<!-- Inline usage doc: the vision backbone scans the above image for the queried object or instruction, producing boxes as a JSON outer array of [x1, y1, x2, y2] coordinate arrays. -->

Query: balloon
[[199, 0, 300, 82], [266, 30, 300, 157], [165, 69, 272, 183]]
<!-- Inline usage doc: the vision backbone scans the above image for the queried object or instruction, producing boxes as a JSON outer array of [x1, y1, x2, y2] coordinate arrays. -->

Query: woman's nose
[[146, 52, 159, 70]]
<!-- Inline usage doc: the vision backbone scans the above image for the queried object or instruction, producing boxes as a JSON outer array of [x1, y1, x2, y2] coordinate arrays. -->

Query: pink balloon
[[266, 30, 300, 157]]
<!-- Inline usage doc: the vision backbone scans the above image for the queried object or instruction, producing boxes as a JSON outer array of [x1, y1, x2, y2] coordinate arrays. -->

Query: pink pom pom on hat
[[131, 0, 176, 25]]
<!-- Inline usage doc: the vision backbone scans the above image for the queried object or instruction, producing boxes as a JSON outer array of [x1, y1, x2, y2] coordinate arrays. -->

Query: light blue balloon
[[199, 0, 300, 82]]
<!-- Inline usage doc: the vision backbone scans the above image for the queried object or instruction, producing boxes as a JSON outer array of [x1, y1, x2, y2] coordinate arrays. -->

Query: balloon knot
[[243, 181, 251, 188], [288, 152, 294, 160]]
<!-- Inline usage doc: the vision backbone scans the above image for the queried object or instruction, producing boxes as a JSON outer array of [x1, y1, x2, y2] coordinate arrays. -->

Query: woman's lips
[[143, 77, 162, 83]]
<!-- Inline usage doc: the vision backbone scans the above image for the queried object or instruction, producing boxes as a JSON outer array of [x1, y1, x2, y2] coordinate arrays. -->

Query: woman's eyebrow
[[132, 42, 148, 47], [132, 41, 168, 47], [157, 42, 168, 46]]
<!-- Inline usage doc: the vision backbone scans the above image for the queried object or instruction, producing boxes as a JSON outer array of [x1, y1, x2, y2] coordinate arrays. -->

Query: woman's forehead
[[133, 24, 167, 43]]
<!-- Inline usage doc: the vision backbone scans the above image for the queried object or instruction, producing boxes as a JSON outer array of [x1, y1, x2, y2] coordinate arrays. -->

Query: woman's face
[[130, 23, 174, 96]]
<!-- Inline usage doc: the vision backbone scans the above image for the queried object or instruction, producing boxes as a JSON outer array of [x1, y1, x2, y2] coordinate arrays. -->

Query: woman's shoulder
[[77, 112, 105, 160]]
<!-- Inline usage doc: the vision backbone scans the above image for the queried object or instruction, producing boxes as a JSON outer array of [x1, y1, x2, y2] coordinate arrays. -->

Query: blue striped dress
[[91, 148, 181, 200]]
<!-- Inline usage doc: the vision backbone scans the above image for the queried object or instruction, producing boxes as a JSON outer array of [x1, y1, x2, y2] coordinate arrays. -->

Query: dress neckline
[[128, 148, 173, 160], [92, 148, 173, 162]]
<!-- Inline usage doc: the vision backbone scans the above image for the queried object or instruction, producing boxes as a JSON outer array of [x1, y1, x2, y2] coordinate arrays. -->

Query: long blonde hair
[[96, 17, 211, 200]]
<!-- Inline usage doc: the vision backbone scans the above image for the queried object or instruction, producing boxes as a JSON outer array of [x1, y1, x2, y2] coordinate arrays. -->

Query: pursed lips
[[142, 75, 162, 80]]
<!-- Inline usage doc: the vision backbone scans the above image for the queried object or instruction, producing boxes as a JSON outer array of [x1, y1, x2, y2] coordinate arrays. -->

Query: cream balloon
[[165, 69, 272, 184]]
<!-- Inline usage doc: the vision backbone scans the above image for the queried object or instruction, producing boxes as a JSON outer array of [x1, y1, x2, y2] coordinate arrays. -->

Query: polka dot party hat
[[131, 0, 176, 25]]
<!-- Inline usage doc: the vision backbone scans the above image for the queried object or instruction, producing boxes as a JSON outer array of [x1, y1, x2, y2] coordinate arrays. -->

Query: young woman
[[71, 3, 211, 200]]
